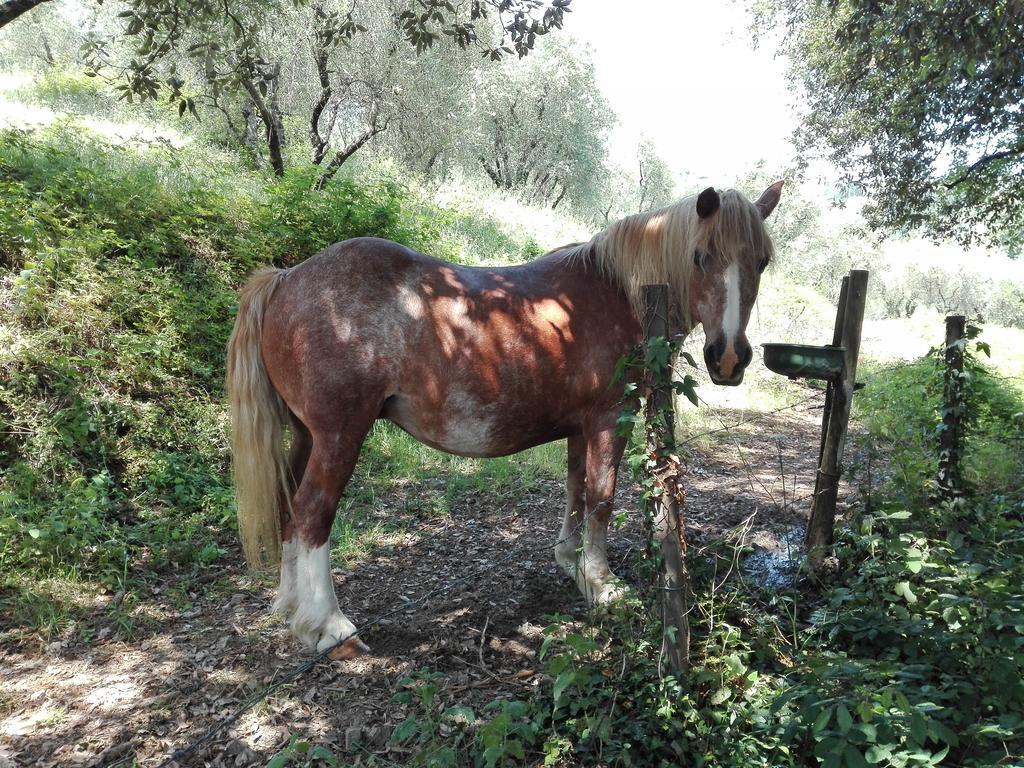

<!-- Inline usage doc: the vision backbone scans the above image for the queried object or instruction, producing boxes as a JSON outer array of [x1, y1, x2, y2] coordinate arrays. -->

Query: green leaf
[[910, 711, 928, 746], [309, 746, 338, 765], [709, 687, 731, 705], [844, 745, 869, 768], [552, 671, 575, 703], [390, 714, 418, 744], [865, 744, 892, 764], [894, 581, 917, 604], [813, 706, 833, 734], [836, 703, 853, 735]]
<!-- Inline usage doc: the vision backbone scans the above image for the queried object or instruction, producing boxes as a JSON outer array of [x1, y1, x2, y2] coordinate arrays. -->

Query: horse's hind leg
[[286, 413, 376, 657], [554, 435, 586, 578], [577, 420, 628, 605], [273, 417, 312, 622]]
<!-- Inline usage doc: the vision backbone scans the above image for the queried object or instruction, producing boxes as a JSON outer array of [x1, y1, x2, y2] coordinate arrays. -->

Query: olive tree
[[467, 38, 613, 211], [761, 0, 1024, 247]]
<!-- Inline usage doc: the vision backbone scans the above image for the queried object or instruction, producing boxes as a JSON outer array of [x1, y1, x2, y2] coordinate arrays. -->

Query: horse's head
[[688, 182, 783, 386]]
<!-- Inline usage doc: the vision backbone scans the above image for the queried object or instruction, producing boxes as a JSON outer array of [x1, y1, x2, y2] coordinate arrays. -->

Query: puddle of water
[[743, 526, 804, 590]]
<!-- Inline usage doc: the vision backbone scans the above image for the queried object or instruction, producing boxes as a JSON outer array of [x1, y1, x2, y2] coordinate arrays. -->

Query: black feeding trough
[[762, 342, 845, 382]]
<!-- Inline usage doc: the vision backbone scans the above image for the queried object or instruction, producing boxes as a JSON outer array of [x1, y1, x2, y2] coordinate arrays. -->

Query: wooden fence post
[[938, 315, 967, 499], [815, 277, 851, 484], [807, 270, 869, 571], [641, 284, 690, 673]]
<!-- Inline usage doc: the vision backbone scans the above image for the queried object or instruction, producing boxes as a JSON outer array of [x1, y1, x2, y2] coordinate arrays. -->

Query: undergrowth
[[327, 332, 1023, 767], [0, 124, 557, 641]]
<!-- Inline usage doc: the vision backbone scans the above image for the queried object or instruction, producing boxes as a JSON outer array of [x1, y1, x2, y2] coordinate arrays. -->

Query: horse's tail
[[226, 267, 289, 570]]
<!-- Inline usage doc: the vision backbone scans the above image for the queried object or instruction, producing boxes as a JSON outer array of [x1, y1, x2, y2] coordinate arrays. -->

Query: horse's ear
[[755, 181, 784, 220], [696, 187, 720, 219]]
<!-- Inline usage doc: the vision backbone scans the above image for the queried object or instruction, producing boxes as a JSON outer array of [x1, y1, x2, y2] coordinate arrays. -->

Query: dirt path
[[1, 393, 838, 767]]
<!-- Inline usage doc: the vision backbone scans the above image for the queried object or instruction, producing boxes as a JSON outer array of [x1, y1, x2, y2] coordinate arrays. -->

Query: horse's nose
[[704, 337, 751, 385], [738, 341, 753, 370], [704, 337, 724, 373]]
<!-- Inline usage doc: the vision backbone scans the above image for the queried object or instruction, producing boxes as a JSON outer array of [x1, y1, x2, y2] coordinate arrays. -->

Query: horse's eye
[[757, 256, 770, 274], [693, 250, 704, 269]]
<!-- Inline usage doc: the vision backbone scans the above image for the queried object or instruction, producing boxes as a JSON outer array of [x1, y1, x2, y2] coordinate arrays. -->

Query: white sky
[[566, 0, 797, 186]]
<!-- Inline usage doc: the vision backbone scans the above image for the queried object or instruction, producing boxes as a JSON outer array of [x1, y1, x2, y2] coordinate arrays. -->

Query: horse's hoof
[[328, 636, 370, 660], [592, 581, 629, 606]]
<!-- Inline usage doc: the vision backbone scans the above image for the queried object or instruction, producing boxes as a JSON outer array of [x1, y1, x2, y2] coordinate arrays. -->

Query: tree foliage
[[72, 0, 569, 109], [763, 0, 1024, 247], [470, 38, 613, 211], [11, 0, 566, 181]]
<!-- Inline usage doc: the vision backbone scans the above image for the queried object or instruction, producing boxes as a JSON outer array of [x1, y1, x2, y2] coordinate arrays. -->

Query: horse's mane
[[560, 190, 774, 333]]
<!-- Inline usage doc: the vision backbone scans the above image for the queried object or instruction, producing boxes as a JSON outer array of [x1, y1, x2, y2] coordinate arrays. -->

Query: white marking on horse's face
[[721, 261, 741, 342]]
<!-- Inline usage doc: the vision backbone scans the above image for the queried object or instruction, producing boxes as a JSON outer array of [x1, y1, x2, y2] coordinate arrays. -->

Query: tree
[[41, 0, 571, 114], [596, 141, 677, 225], [4, 0, 570, 180], [762, 0, 1024, 247], [65, 0, 570, 184], [469, 38, 613, 211], [0, 0, 49, 29], [634, 138, 674, 213]]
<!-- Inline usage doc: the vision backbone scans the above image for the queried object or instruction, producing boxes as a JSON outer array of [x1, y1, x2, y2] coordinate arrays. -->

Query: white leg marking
[[557, 505, 627, 606], [579, 518, 625, 605], [290, 542, 358, 652], [272, 538, 299, 618]]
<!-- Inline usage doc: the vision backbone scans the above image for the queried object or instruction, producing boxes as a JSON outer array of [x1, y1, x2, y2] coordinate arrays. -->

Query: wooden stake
[[807, 270, 869, 571], [641, 284, 690, 673], [938, 315, 966, 499], [816, 277, 851, 473]]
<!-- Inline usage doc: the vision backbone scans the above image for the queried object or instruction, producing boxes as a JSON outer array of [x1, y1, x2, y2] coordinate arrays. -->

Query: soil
[[0, 389, 844, 767]]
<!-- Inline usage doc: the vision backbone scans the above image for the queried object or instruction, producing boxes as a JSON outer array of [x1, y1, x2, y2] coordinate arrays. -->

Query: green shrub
[[775, 499, 1024, 768], [851, 330, 1024, 509], [0, 123, 545, 627]]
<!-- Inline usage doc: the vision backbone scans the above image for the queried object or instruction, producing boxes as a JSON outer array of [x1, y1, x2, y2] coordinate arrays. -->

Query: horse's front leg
[[576, 420, 628, 605]]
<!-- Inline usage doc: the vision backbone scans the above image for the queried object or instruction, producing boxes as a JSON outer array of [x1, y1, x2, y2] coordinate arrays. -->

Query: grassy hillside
[[0, 117, 569, 636]]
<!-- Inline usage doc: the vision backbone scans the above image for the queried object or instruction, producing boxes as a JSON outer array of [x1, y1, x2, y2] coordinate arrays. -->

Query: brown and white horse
[[226, 182, 783, 659]]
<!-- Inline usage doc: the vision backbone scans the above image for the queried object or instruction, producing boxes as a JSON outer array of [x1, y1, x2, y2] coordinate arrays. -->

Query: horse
[[226, 182, 783, 659]]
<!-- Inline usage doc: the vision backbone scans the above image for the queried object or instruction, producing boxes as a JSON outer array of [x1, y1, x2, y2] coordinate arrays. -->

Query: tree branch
[[944, 143, 1024, 188], [0, 0, 49, 29], [238, 74, 285, 177], [314, 108, 389, 190], [480, 157, 502, 186], [309, 2, 332, 165]]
